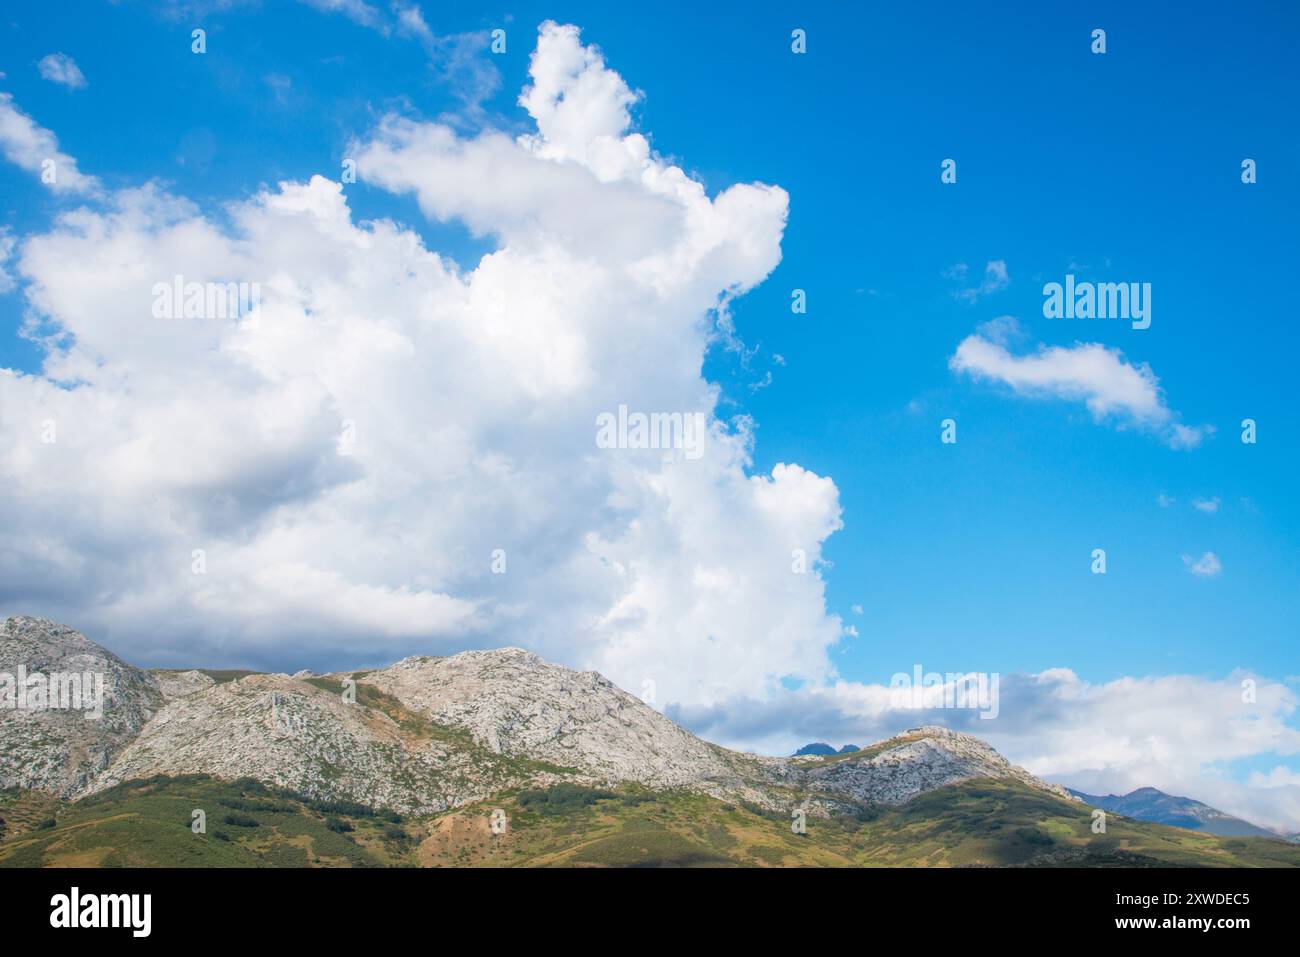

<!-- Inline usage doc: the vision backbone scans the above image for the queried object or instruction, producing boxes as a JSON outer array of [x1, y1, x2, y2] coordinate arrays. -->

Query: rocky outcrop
[[799, 726, 1075, 807], [91, 673, 522, 814], [150, 669, 216, 701], [0, 616, 163, 797], [362, 650, 742, 789]]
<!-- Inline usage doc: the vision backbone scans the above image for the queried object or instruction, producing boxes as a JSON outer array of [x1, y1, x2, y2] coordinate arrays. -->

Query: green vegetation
[[516, 784, 616, 815], [0, 775, 415, 868], [4, 774, 1299, 868]]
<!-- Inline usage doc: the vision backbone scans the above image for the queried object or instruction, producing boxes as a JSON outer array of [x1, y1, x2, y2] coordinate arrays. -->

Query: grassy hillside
[[3, 774, 1299, 868]]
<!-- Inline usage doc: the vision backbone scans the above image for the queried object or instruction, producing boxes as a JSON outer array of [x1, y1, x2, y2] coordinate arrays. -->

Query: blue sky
[[1, 2, 1298, 824]]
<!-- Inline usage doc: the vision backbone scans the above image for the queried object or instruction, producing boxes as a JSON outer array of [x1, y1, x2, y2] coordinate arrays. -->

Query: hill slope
[[5, 773, 1299, 868]]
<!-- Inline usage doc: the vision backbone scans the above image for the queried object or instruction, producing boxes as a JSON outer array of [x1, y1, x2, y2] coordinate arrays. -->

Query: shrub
[[516, 783, 616, 816], [325, 818, 354, 833], [221, 813, 260, 828]]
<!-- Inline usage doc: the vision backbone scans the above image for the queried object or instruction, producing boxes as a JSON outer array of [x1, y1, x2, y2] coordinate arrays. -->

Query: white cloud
[[679, 668, 1300, 833], [1193, 496, 1221, 513], [0, 228, 15, 294], [37, 53, 87, 90], [393, 2, 433, 43], [1157, 493, 1175, 508], [0, 23, 838, 720], [1183, 551, 1222, 577], [947, 259, 1009, 303], [0, 92, 100, 194], [297, 0, 385, 30], [949, 321, 1210, 448]]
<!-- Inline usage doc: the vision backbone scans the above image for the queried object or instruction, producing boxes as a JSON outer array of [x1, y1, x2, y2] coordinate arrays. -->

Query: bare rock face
[[360, 650, 751, 793], [800, 726, 1075, 807], [91, 672, 550, 814], [0, 616, 163, 797], [150, 669, 216, 701]]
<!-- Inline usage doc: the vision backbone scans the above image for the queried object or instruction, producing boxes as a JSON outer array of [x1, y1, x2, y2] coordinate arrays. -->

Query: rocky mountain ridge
[[2, 616, 1071, 816]]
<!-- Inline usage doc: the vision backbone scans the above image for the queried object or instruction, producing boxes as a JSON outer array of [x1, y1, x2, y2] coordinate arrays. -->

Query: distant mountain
[[1068, 786, 1276, 837], [794, 743, 833, 756], [793, 743, 859, 756]]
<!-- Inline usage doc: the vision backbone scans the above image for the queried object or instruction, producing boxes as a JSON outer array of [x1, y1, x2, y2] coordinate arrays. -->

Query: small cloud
[[393, 2, 433, 43], [949, 328, 1208, 449], [1183, 551, 1222, 577], [0, 92, 101, 194], [1169, 423, 1214, 450], [1193, 497, 1221, 514], [973, 314, 1023, 347], [1157, 493, 1175, 508], [298, 0, 386, 31], [264, 73, 293, 104], [37, 52, 87, 89], [947, 259, 1009, 304], [850, 604, 863, 616]]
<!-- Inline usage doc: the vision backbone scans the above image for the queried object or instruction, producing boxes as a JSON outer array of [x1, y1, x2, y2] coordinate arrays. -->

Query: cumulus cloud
[[1193, 496, 1221, 513], [1183, 551, 1222, 577], [37, 53, 87, 90], [0, 22, 835, 721], [0, 93, 100, 194], [949, 321, 1210, 448]]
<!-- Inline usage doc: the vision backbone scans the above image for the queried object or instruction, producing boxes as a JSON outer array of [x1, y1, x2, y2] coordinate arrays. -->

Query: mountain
[[0, 616, 163, 797], [3, 616, 1299, 868], [793, 743, 860, 756], [794, 743, 835, 756], [1068, 786, 1277, 838]]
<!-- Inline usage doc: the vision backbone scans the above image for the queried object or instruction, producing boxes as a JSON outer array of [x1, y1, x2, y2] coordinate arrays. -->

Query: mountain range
[[794, 743, 860, 756], [1068, 787, 1277, 838], [2, 615, 1298, 868]]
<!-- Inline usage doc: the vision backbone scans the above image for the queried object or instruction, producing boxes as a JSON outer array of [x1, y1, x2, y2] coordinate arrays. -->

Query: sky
[[1, 1, 1298, 830]]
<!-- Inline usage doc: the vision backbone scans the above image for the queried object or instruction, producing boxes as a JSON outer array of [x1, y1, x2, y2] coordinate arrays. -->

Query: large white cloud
[[0, 23, 836, 719]]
